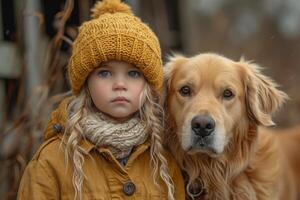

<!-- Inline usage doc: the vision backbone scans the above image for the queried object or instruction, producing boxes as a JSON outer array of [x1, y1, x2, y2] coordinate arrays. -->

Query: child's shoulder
[[31, 97, 72, 162], [31, 136, 64, 162]]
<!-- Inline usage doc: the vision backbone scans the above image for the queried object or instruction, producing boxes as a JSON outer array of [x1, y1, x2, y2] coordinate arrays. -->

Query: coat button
[[123, 181, 135, 196], [53, 123, 62, 133]]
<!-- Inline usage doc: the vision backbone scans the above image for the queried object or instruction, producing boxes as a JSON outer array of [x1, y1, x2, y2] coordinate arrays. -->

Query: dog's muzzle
[[191, 115, 215, 138], [188, 115, 221, 155]]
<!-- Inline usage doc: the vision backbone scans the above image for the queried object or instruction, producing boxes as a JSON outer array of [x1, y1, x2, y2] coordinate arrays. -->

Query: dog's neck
[[168, 121, 259, 199]]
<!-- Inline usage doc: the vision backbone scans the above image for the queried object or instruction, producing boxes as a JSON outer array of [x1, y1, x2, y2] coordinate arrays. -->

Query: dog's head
[[164, 53, 287, 157]]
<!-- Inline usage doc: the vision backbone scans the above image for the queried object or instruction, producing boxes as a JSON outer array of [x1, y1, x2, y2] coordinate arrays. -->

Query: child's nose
[[113, 78, 127, 91]]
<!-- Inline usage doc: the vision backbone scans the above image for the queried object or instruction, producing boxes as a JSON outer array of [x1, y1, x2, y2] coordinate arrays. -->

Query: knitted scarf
[[81, 112, 148, 159]]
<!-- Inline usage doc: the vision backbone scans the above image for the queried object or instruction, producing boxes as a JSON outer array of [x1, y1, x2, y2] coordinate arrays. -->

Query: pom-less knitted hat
[[68, 0, 163, 95]]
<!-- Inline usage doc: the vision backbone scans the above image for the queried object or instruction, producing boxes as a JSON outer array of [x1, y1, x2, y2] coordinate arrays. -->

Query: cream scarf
[[81, 112, 148, 159]]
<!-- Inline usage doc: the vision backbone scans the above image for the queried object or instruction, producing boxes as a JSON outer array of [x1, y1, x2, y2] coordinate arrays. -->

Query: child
[[17, 0, 185, 200]]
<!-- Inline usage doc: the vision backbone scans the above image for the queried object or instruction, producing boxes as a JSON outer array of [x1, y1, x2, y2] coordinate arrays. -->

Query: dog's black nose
[[191, 115, 215, 137]]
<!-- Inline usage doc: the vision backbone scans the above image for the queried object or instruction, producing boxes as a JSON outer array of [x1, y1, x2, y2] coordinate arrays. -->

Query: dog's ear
[[238, 59, 288, 126], [161, 54, 188, 107]]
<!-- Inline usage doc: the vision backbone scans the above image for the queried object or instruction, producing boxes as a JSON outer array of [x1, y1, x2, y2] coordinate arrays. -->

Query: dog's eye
[[223, 89, 234, 99], [179, 86, 191, 96]]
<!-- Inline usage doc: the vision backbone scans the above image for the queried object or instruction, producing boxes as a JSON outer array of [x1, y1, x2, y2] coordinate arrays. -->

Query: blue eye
[[128, 70, 141, 78], [97, 70, 111, 78]]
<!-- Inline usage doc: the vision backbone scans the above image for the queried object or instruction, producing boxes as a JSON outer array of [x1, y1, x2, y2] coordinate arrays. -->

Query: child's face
[[88, 60, 146, 122]]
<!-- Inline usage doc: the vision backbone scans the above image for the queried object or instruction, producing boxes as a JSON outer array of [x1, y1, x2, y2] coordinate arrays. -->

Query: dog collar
[[183, 170, 208, 199]]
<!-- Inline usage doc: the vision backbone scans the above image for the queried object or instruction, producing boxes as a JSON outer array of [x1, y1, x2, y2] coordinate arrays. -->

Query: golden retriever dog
[[163, 53, 300, 200]]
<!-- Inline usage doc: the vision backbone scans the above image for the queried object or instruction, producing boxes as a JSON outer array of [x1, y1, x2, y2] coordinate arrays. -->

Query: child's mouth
[[111, 97, 129, 103]]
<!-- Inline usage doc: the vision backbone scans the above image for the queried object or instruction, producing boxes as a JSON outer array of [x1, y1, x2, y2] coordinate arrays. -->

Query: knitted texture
[[81, 112, 148, 159], [68, 0, 163, 95]]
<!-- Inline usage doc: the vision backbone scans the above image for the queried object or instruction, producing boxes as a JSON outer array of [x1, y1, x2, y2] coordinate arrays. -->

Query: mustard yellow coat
[[17, 99, 185, 200]]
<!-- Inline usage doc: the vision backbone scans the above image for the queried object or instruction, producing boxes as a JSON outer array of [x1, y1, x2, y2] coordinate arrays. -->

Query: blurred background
[[0, 0, 299, 199]]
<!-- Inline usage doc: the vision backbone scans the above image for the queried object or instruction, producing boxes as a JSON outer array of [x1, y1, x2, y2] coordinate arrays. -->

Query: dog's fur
[[163, 53, 300, 200]]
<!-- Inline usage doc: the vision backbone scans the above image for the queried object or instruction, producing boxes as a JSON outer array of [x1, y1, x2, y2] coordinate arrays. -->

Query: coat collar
[[44, 96, 151, 167]]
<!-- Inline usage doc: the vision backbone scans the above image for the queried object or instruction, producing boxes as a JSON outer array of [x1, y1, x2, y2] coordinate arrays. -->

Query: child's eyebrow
[[99, 63, 110, 68], [98, 64, 111, 69]]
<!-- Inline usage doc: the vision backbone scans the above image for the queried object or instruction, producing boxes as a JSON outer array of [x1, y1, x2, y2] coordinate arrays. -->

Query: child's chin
[[109, 111, 135, 121]]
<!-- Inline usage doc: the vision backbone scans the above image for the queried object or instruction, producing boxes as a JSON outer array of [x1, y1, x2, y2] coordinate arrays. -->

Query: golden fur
[[163, 53, 300, 200]]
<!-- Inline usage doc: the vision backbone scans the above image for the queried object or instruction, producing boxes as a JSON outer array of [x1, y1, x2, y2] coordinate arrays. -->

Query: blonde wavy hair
[[63, 84, 175, 200]]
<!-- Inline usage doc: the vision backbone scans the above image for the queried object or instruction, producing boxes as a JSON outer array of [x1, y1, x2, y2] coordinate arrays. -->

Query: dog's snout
[[191, 115, 215, 137]]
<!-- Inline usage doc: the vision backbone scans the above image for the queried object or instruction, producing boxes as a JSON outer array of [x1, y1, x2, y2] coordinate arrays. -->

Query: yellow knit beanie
[[68, 0, 163, 95]]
